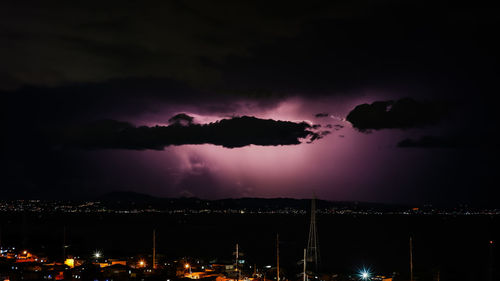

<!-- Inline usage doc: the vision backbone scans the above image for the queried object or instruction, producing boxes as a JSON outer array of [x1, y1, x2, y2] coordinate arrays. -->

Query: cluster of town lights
[[1, 246, 384, 280]]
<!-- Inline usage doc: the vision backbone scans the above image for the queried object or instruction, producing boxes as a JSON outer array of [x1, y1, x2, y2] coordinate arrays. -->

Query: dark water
[[1, 213, 499, 280]]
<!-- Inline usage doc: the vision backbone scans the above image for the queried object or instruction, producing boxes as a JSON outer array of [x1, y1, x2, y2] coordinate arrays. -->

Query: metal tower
[[306, 196, 320, 271]]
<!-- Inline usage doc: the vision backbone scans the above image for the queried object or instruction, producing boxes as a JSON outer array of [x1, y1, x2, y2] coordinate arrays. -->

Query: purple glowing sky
[[75, 94, 450, 203]]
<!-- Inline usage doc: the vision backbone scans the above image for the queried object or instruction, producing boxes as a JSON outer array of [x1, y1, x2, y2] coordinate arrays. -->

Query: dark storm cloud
[[346, 98, 449, 132], [308, 130, 331, 143], [3, 0, 495, 98], [220, 2, 499, 97], [315, 113, 329, 118], [61, 116, 320, 149], [0, 0, 362, 91], [0, 77, 287, 128], [168, 113, 194, 126]]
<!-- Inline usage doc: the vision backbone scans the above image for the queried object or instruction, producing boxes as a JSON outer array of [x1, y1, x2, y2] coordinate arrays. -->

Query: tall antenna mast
[[307, 196, 320, 271], [276, 234, 280, 281]]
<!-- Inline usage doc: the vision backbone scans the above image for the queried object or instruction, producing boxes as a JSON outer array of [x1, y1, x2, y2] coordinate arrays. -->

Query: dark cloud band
[[346, 98, 448, 132], [61, 115, 321, 149]]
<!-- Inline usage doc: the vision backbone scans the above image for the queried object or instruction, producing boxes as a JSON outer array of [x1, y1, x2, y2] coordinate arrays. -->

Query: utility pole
[[153, 229, 156, 270], [276, 234, 280, 281], [303, 248, 307, 281], [410, 236, 414, 281], [235, 244, 240, 281]]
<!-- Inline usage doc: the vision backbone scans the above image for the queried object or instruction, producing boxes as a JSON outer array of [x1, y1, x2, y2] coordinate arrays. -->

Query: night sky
[[1, 0, 499, 206]]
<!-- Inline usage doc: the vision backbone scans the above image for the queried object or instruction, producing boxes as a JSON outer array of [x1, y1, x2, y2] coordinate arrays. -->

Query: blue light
[[358, 267, 371, 280]]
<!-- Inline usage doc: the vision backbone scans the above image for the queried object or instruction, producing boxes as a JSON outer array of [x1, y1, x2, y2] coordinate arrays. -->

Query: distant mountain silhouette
[[99, 192, 410, 211], [101, 191, 156, 202]]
